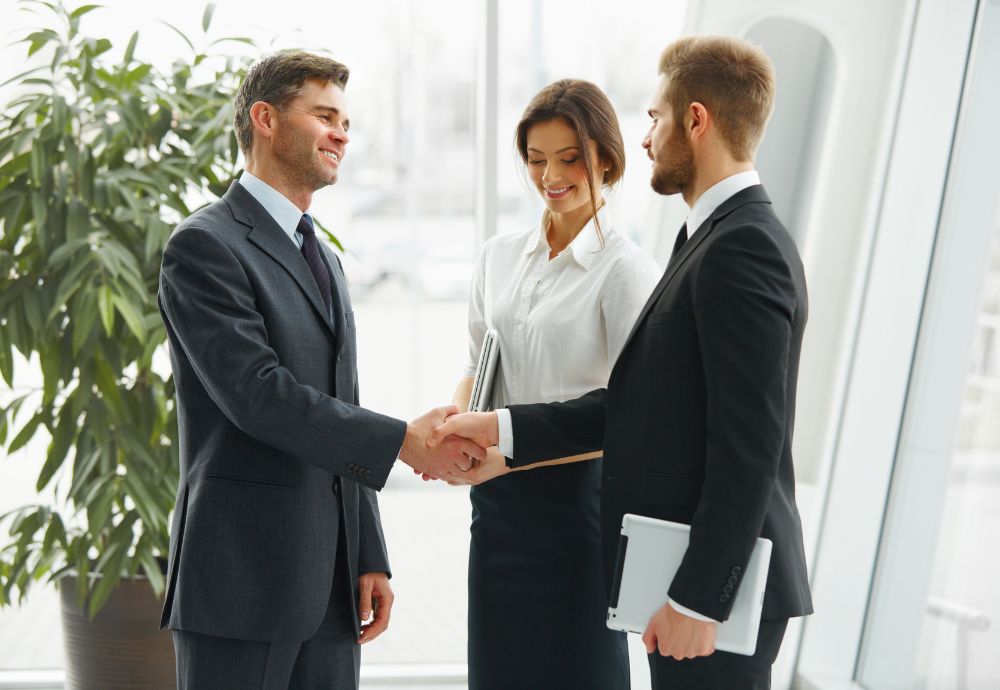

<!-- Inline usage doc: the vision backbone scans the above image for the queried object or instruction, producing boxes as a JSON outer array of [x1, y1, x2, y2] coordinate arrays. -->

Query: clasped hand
[[399, 409, 503, 483]]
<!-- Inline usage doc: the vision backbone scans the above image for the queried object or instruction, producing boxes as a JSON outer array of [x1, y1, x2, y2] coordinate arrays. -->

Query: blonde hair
[[658, 36, 775, 161]]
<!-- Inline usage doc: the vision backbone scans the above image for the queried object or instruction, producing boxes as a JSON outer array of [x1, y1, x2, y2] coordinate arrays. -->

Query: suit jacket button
[[720, 594, 730, 603], [731, 566, 741, 576], [728, 576, 738, 585], [723, 584, 734, 595], [337, 355, 343, 363]]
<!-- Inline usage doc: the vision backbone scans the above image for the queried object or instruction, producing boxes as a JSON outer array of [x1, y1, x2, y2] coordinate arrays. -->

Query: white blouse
[[464, 209, 662, 407]]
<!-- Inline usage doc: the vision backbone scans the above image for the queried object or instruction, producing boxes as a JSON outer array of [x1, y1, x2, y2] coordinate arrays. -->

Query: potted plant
[[0, 2, 255, 686]]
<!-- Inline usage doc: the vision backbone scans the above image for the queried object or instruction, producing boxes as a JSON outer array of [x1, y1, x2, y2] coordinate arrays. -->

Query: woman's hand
[[447, 446, 510, 486]]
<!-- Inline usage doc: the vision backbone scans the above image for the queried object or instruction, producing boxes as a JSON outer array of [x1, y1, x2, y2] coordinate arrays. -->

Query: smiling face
[[525, 118, 605, 216], [271, 78, 350, 193], [642, 76, 695, 197]]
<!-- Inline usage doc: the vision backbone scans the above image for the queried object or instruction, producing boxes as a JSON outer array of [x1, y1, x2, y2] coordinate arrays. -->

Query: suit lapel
[[616, 185, 773, 361], [224, 182, 338, 339]]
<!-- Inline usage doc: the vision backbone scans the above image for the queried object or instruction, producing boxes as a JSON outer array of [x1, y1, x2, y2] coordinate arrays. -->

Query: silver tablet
[[607, 513, 772, 657]]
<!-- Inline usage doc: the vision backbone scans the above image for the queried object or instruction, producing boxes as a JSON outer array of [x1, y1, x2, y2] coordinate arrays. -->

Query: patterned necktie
[[297, 214, 333, 317], [669, 222, 689, 262]]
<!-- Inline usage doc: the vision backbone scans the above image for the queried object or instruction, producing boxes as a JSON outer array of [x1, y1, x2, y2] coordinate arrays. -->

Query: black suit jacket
[[157, 181, 406, 643], [508, 185, 813, 622]]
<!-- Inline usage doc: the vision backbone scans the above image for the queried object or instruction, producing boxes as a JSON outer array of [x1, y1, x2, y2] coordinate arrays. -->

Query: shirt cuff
[[495, 408, 514, 459], [668, 597, 718, 623]]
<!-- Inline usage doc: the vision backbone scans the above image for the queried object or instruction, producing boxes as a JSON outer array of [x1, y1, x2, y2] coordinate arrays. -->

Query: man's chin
[[650, 176, 682, 197]]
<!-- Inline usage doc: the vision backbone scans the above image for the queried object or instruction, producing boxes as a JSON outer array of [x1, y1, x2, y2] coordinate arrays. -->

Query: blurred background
[[0, 0, 998, 688]]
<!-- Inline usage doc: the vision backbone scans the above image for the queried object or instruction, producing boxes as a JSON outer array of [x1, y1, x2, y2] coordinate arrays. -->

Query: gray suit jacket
[[157, 181, 406, 643]]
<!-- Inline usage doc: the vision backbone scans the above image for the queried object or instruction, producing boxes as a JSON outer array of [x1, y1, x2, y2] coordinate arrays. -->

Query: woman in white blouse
[[450, 80, 661, 690]]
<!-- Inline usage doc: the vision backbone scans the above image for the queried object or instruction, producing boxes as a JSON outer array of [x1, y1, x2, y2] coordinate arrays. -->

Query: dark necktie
[[297, 214, 333, 316], [669, 222, 689, 261]]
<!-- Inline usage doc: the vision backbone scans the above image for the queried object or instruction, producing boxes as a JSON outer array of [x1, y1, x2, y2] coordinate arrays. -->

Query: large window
[[0, 0, 689, 684]]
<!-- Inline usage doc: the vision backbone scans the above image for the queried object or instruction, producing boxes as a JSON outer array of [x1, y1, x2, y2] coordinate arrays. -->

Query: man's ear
[[687, 102, 710, 140], [249, 101, 278, 144]]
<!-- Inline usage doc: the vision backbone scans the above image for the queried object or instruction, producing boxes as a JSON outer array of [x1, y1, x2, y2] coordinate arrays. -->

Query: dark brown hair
[[234, 51, 350, 156], [658, 36, 775, 161], [515, 79, 626, 244]]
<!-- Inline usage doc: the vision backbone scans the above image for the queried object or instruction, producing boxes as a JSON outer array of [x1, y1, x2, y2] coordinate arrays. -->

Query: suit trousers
[[173, 518, 360, 690], [647, 618, 788, 690]]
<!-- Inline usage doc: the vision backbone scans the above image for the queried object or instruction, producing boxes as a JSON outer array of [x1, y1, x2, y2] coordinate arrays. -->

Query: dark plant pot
[[59, 575, 175, 690]]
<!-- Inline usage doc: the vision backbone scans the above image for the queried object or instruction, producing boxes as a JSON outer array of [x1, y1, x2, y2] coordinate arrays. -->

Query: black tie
[[670, 222, 689, 261], [297, 214, 333, 317]]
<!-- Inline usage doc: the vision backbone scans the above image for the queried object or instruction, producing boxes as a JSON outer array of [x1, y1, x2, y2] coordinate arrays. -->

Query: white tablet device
[[606, 513, 772, 657], [469, 329, 500, 412]]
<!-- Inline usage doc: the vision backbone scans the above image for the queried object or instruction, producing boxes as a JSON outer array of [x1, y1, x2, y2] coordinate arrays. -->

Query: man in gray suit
[[157, 51, 482, 690]]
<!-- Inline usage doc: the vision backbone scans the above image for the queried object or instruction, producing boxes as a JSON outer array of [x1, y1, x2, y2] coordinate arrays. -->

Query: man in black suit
[[430, 36, 812, 688], [158, 51, 482, 690]]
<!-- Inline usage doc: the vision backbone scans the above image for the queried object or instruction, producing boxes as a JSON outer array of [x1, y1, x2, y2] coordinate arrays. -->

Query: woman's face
[[525, 118, 605, 216]]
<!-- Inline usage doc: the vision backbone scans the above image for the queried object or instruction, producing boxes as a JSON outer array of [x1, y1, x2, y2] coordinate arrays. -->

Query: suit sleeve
[[506, 388, 607, 468], [667, 225, 798, 621], [357, 485, 392, 576], [158, 224, 406, 490]]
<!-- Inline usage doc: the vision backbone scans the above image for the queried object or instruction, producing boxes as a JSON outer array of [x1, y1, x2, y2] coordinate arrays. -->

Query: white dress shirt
[[686, 169, 760, 240], [466, 207, 660, 411], [496, 172, 762, 623], [239, 171, 309, 249]]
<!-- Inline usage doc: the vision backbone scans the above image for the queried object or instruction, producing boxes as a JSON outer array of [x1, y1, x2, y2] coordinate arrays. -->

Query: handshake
[[398, 406, 508, 486]]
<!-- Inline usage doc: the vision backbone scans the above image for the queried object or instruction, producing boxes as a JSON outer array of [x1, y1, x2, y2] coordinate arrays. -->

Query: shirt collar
[[686, 170, 760, 239], [239, 171, 311, 244], [520, 206, 612, 271]]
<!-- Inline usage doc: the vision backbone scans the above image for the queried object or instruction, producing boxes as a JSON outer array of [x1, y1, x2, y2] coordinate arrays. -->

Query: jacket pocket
[[204, 474, 298, 490]]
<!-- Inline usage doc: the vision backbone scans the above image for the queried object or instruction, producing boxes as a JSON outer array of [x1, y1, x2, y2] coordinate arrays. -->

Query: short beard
[[273, 119, 338, 192], [650, 124, 694, 196]]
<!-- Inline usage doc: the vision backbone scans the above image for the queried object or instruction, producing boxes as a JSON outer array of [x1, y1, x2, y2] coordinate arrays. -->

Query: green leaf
[[138, 548, 164, 596], [98, 284, 114, 335], [83, 472, 116, 536], [111, 293, 146, 342], [0, 66, 47, 89], [30, 146, 46, 189], [201, 3, 216, 32], [70, 4, 103, 20], [208, 36, 255, 48], [37, 403, 78, 492], [68, 292, 96, 355], [7, 408, 45, 454], [65, 200, 90, 242], [47, 237, 89, 268], [68, 452, 100, 503], [314, 217, 344, 252], [24, 30, 58, 58], [92, 38, 112, 57], [41, 513, 66, 553], [52, 256, 94, 315], [123, 31, 138, 64], [126, 63, 151, 87], [158, 20, 195, 54], [0, 329, 12, 388]]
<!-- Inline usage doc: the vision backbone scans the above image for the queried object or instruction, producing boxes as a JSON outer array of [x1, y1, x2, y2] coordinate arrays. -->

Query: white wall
[[678, 1, 921, 687]]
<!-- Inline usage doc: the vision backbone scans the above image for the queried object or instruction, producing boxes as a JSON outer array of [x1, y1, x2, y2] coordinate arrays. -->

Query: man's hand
[[399, 406, 486, 480], [427, 410, 500, 450], [357, 572, 393, 644], [642, 601, 717, 660], [446, 446, 509, 486]]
